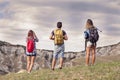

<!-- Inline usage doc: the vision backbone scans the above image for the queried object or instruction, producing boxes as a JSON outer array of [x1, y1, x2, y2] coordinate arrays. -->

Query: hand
[[33, 32, 36, 37]]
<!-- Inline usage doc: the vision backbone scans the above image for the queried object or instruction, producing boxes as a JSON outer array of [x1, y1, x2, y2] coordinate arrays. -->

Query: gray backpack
[[88, 27, 99, 43]]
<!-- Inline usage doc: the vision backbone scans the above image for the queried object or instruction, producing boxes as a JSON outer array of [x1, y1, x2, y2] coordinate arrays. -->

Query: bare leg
[[92, 46, 96, 65], [27, 56, 31, 72], [52, 58, 56, 70], [86, 47, 90, 66], [59, 58, 63, 69], [28, 56, 35, 73]]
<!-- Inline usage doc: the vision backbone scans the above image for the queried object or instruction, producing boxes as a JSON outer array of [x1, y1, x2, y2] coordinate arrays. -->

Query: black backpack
[[88, 27, 99, 43]]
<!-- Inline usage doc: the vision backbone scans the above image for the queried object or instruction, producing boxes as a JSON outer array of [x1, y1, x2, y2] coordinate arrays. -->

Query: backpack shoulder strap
[[54, 29, 58, 35], [54, 29, 62, 34]]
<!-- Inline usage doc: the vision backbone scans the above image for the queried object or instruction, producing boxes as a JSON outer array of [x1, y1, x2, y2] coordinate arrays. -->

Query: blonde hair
[[86, 19, 95, 29]]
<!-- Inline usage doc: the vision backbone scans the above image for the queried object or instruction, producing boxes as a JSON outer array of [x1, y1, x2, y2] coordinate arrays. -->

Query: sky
[[0, 0, 120, 52]]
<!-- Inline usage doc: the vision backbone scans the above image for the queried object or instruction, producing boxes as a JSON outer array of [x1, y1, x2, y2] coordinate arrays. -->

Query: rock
[[17, 69, 26, 74], [0, 64, 10, 75], [0, 70, 8, 75]]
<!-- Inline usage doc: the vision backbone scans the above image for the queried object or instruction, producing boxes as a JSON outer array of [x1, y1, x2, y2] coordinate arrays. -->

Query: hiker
[[84, 19, 99, 66], [26, 30, 39, 73], [49, 22, 68, 70]]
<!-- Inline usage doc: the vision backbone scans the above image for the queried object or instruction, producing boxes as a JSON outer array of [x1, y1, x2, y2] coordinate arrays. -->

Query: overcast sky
[[0, 0, 120, 52]]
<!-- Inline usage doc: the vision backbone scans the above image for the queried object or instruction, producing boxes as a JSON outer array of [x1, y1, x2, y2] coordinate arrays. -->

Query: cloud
[[0, 0, 120, 51], [0, 1, 9, 8]]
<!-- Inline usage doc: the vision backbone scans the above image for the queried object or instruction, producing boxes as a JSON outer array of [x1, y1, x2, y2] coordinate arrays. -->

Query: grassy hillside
[[0, 55, 120, 80]]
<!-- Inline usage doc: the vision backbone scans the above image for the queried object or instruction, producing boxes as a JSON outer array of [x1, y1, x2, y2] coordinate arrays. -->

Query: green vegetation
[[0, 61, 120, 80]]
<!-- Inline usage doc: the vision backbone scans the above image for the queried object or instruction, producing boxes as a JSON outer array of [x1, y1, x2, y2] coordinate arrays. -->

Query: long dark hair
[[28, 30, 34, 38]]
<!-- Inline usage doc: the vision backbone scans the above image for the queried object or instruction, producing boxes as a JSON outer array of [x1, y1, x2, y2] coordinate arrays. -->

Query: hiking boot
[[52, 68, 54, 71], [59, 67, 62, 69]]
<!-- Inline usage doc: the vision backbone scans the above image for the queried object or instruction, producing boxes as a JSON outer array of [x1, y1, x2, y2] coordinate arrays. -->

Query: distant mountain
[[96, 42, 120, 56], [0, 40, 120, 75]]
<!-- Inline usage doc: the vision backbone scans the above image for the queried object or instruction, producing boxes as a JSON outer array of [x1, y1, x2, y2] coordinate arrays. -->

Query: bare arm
[[64, 34, 68, 40], [49, 34, 54, 40], [33, 32, 39, 42]]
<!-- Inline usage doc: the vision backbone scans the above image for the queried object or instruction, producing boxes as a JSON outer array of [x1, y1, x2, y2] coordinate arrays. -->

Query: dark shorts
[[26, 50, 37, 56]]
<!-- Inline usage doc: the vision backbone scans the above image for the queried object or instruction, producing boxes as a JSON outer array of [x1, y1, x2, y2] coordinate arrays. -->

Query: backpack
[[54, 29, 64, 45], [84, 31, 89, 39], [27, 38, 34, 53], [88, 27, 99, 43]]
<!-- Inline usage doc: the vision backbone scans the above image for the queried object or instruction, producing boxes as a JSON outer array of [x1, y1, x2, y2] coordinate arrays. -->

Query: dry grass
[[0, 55, 120, 80]]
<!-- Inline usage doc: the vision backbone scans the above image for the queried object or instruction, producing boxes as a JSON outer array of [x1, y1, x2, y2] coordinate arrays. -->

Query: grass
[[0, 55, 120, 80]]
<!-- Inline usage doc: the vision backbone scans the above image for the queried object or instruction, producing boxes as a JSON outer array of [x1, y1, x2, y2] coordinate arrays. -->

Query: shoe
[[27, 71, 31, 74], [52, 68, 54, 71], [59, 67, 62, 69]]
